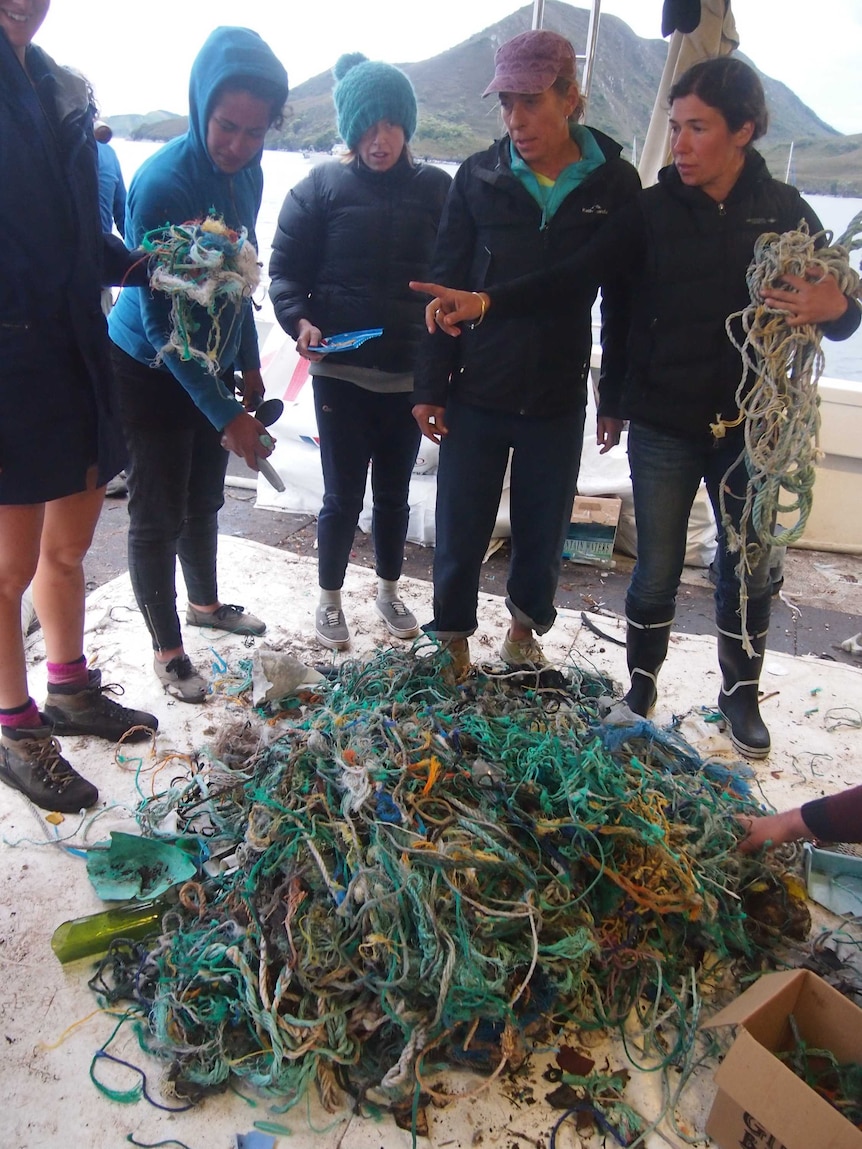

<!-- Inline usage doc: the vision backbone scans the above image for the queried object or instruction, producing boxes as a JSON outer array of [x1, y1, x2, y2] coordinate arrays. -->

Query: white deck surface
[[2, 536, 861, 1149]]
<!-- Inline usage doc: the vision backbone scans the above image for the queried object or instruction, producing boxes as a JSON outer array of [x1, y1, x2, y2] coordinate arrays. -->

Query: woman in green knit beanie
[[269, 54, 451, 651]]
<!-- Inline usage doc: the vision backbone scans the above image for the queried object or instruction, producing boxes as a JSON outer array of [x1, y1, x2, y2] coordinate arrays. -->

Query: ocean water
[[112, 140, 862, 383]]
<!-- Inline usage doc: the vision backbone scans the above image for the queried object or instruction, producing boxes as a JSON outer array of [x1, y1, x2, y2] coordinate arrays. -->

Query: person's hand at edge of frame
[[736, 807, 812, 854]]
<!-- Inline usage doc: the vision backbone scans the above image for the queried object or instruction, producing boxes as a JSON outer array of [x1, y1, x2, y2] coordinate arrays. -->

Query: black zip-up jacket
[[412, 129, 641, 418], [269, 154, 452, 375], [491, 151, 861, 441]]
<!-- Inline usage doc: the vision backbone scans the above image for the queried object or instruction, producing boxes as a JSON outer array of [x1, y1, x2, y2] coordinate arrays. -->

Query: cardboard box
[[562, 495, 622, 567], [704, 969, 862, 1149]]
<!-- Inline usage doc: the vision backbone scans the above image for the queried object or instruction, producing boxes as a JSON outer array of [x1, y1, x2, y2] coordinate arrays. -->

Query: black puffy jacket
[[268, 154, 451, 374], [412, 129, 641, 418], [492, 151, 861, 441]]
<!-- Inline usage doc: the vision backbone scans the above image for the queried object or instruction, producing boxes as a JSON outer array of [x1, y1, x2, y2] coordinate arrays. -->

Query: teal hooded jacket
[[108, 27, 288, 430]]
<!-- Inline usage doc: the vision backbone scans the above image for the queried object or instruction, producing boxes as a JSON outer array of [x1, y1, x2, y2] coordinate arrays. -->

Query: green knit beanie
[[332, 53, 417, 149]]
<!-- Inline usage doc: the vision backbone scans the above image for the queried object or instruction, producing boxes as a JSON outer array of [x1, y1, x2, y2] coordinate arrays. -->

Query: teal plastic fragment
[[86, 831, 197, 900]]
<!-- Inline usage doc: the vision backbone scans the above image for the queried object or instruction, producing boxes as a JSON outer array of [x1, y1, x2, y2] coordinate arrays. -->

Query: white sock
[[377, 578, 399, 602], [319, 588, 342, 609]]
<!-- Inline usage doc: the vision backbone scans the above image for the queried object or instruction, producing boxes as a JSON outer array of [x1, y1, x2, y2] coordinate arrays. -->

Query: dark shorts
[[0, 322, 98, 505]]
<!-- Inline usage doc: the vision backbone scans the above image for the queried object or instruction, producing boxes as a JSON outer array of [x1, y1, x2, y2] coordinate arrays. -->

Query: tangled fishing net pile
[[91, 647, 806, 1130], [143, 213, 261, 375]]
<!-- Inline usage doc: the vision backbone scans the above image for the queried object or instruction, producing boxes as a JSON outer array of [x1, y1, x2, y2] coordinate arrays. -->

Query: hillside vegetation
[[110, 1, 862, 196]]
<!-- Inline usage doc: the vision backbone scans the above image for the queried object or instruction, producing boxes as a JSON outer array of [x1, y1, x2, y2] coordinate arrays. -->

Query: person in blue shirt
[[108, 27, 288, 703], [94, 120, 126, 236]]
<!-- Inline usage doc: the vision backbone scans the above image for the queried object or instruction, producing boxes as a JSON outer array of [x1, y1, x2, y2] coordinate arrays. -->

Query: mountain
[[106, 110, 186, 140], [108, 1, 862, 195]]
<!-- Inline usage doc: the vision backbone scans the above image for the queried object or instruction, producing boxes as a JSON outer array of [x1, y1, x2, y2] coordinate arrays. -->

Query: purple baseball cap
[[482, 30, 577, 97]]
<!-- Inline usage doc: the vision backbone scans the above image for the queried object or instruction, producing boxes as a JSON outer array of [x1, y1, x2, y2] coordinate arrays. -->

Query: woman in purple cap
[[412, 29, 640, 674]]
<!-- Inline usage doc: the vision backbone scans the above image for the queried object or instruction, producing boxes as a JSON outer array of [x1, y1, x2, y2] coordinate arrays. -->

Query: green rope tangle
[[142, 212, 261, 376], [89, 647, 808, 1124], [718, 221, 861, 648], [779, 1015, 862, 1130]]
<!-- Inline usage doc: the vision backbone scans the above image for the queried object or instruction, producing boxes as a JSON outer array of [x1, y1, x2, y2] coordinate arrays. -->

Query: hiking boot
[[500, 633, 549, 669], [375, 597, 420, 639], [0, 723, 98, 813], [185, 603, 266, 636], [315, 604, 350, 650], [43, 669, 158, 743], [442, 637, 471, 679], [154, 655, 209, 704]]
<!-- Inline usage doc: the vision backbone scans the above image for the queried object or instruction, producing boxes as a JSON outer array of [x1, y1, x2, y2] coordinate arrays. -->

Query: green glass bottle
[[51, 897, 169, 964]]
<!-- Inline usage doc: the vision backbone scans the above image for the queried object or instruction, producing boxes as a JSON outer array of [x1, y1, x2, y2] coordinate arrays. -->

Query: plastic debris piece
[[804, 843, 862, 917], [86, 831, 197, 900], [235, 1133, 276, 1149], [313, 327, 383, 353]]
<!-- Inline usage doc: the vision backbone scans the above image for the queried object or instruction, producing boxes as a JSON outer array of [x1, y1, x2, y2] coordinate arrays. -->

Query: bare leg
[[31, 483, 105, 666], [508, 621, 532, 642], [0, 504, 44, 709]]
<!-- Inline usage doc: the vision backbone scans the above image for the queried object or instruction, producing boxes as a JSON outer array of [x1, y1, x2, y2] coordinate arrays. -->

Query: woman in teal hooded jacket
[[109, 27, 288, 703]]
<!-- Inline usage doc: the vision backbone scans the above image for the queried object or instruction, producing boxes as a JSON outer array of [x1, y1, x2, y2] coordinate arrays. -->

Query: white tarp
[[638, 0, 739, 187], [255, 327, 717, 566]]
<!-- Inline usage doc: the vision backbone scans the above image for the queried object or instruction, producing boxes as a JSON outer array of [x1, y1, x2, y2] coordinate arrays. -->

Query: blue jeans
[[111, 345, 228, 652], [313, 376, 420, 589], [427, 397, 585, 639], [626, 421, 772, 630]]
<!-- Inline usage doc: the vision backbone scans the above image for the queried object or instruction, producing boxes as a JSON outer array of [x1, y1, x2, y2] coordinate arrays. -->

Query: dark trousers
[[111, 345, 228, 652], [626, 420, 773, 630], [313, 376, 420, 590], [428, 397, 585, 638]]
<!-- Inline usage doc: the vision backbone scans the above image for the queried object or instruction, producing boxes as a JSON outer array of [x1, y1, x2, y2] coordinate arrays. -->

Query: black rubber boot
[[0, 721, 98, 813], [622, 615, 673, 717], [43, 669, 158, 742], [716, 621, 771, 758]]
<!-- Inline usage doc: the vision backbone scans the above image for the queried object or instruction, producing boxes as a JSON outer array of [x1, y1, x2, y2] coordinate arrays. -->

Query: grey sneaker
[[375, 597, 419, 639], [500, 634, 549, 669], [43, 669, 158, 743], [154, 655, 209, 704], [0, 723, 98, 813], [185, 603, 265, 636], [315, 604, 350, 650]]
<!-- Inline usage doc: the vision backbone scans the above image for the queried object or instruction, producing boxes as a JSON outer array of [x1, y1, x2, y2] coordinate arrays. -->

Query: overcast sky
[[36, 0, 862, 135]]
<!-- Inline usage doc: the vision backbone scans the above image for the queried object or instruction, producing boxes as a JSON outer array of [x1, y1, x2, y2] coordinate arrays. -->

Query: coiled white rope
[[716, 219, 861, 650]]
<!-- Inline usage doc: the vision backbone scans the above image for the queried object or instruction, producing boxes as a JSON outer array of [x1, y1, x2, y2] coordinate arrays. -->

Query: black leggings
[[110, 344, 228, 652]]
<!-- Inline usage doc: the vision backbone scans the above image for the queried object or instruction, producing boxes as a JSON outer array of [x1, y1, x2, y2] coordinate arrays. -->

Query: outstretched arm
[[738, 781, 862, 852], [737, 807, 810, 854]]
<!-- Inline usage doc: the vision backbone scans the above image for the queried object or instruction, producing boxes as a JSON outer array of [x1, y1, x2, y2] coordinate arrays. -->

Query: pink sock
[[0, 699, 41, 730], [46, 656, 89, 689]]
